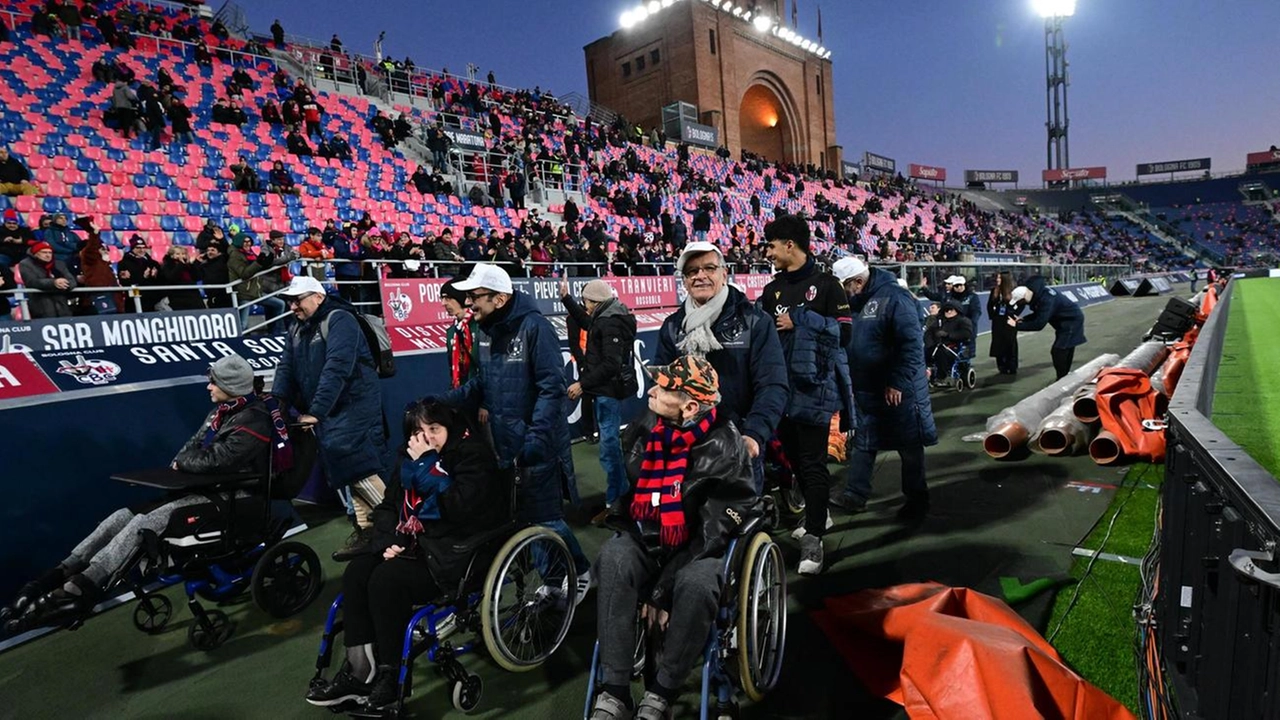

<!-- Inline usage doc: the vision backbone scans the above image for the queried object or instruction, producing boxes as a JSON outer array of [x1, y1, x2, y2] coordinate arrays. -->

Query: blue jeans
[[595, 396, 627, 507], [239, 295, 287, 330], [540, 518, 590, 575]]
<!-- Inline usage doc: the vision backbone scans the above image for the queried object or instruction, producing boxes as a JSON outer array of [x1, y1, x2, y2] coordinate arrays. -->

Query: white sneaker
[[790, 512, 834, 540], [798, 535, 824, 576], [574, 569, 594, 607]]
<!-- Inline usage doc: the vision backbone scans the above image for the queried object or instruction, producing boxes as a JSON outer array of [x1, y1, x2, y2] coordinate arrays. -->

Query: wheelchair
[[5, 423, 324, 651], [761, 437, 805, 532], [308, 522, 578, 716], [582, 516, 788, 720], [931, 341, 977, 392]]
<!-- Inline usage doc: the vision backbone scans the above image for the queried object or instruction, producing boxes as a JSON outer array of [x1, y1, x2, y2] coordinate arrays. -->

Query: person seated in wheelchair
[[306, 400, 507, 711], [1, 354, 292, 635], [925, 300, 974, 386], [590, 354, 758, 720]]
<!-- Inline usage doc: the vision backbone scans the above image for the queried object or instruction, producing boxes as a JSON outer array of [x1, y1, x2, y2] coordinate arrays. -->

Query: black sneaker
[[829, 493, 867, 513], [332, 528, 374, 563], [365, 665, 401, 709], [305, 668, 371, 707]]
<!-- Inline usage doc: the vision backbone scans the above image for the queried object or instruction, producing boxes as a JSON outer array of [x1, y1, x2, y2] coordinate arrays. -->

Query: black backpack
[[319, 308, 397, 378]]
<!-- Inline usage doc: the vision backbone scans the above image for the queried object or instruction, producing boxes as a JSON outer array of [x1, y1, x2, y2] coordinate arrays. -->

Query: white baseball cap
[[832, 256, 869, 282], [945, 274, 967, 286], [454, 263, 514, 294], [1010, 286, 1032, 304], [279, 275, 326, 297], [675, 241, 724, 276]]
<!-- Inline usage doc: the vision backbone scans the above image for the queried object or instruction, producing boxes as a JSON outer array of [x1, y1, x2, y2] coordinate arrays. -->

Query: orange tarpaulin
[[809, 583, 1135, 720], [1093, 368, 1167, 463]]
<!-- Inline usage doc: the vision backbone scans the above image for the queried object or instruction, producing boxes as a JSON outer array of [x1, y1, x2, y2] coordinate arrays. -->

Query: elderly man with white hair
[[829, 256, 938, 523]]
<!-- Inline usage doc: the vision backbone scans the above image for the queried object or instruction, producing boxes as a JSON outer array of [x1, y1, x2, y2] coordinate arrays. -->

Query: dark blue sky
[[250, 0, 1280, 182]]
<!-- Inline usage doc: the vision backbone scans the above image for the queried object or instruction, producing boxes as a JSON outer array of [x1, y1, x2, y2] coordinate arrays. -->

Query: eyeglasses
[[285, 293, 315, 307], [466, 291, 496, 302], [682, 264, 722, 279]]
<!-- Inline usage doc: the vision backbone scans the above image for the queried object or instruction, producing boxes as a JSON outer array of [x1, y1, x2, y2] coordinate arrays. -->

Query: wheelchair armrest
[[734, 515, 764, 539], [446, 520, 520, 556]]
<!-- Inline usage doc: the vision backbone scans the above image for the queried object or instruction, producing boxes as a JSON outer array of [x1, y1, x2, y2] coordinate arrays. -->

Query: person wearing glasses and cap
[[653, 241, 788, 497], [275, 276, 390, 561], [830, 256, 937, 524], [439, 263, 594, 605]]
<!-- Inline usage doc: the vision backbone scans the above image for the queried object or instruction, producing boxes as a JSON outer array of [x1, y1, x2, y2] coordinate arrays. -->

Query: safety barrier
[[1157, 277, 1280, 719]]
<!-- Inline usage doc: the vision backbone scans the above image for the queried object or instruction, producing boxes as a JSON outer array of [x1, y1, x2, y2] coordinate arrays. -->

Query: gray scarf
[[678, 285, 729, 356]]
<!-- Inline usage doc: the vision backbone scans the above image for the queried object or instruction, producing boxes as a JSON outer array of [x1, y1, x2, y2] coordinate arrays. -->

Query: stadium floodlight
[[620, 9, 636, 28], [647, 0, 661, 14], [635, 6, 649, 22], [752, 13, 774, 32], [1033, 0, 1076, 17], [661, 0, 675, 7], [710, 0, 722, 7], [732, 5, 745, 17]]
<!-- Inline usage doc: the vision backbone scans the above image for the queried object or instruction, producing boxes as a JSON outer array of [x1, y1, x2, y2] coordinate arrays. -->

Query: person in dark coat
[[927, 301, 975, 382], [830, 257, 938, 522], [17, 242, 78, 318], [196, 243, 231, 308], [158, 246, 205, 310], [1011, 274, 1086, 379], [168, 96, 194, 144], [944, 274, 982, 358], [305, 401, 509, 710], [560, 279, 638, 522], [441, 264, 592, 601], [987, 271, 1019, 375], [116, 234, 162, 311], [653, 242, 788, 494], [0, 261, 14, 318], [588, 355, 759, 720], [0, 208, 35, 266], [274, 276, 389, 559]]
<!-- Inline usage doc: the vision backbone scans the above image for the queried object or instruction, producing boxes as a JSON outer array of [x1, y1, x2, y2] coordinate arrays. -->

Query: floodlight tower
[[1037, 0, 1075, 172]]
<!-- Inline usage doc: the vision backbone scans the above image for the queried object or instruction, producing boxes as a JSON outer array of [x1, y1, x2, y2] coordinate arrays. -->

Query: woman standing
[[988, 271, 1019, 375]]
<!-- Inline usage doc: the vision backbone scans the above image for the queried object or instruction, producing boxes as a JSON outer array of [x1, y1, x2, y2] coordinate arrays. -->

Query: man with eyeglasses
[[275, 276, 390, 561], [760, 215, 853, 576], [441, 263, 594, 605], [653, 241, 787, 496]]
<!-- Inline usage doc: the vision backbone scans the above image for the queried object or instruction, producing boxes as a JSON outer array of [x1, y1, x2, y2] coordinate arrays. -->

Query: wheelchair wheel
[[736, 532, 787, 702], [953, 377, 965, 392], [450, 674, 483, 713], [781, 482, 805, 517], [965, 367, 977, 389], [189, 609, 232, 651], [132, 593, 173, 634], [251, 541, 323, 619], [480, 526, 576, 672]]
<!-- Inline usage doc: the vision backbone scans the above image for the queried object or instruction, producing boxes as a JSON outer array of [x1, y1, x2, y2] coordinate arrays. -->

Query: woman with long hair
[[988, 271, 1019, 375]]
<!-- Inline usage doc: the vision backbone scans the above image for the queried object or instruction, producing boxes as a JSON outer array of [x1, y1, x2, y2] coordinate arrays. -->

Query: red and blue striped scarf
[[630, 409, 717, 548]]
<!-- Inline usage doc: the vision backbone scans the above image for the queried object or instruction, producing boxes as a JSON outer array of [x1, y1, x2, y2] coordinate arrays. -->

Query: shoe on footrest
[[305, 667, 372, 707]]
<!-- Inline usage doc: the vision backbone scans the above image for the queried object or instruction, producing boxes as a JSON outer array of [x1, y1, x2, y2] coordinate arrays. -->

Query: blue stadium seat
[[160, 216, 182, 231], [119, 199, 141, 215], [111, 215, 132, 230]]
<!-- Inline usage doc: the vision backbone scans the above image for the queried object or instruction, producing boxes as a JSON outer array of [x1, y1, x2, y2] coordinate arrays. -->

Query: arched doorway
[[738, 73, 801, 164]]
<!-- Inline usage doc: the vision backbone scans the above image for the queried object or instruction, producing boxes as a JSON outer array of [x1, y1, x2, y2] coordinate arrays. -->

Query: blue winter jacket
[[273, 295, 388, 488], [846, 268, 938, 451], [42, 225, 81, 267], [653, 286, 788, 447], [1016, 275, 1087, 349], [760, 267, 853, 428], [440, 291, 579, 523]]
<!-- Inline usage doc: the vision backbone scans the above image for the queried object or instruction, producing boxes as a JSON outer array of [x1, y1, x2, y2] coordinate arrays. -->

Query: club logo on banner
[[55, 355, 122, 386], [909, 163, 946, 181], [1136, 158, 1210, 176], [1042, 167, 1107, 182], [387, 288, 414, 322], [964, 169, 1019, 184]]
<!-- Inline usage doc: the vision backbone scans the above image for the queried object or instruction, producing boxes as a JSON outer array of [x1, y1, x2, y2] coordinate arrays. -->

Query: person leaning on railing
[[17, 242, 77, 319]]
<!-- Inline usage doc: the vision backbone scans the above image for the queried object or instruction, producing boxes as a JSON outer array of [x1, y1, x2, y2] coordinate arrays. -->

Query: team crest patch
[[387, 289, 413, 322], [56, 355, 122, 386], [805, 285, 817, 302], [862, 300, 880, 318]]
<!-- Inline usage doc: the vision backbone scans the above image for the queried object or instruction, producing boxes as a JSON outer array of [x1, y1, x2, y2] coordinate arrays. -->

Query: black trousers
[[1051, 347, 1076, 379], [778, 417, 831, 537], [342, 553, 441, 665]]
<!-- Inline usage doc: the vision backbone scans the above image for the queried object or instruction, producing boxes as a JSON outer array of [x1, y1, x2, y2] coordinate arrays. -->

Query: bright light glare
[[752, 14, 773, 31], [620, 9, 636, 28], [635, 6, 649, 21], [732, 5, 744, 16], [661, 0, 675, 7], [647, 0, 661, 13], [1033, 0, 1076, 18]]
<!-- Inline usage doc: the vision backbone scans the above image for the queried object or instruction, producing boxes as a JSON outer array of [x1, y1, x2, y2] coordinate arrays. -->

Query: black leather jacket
[[172, 398, 275, 477], [608, 410, 760, 608]]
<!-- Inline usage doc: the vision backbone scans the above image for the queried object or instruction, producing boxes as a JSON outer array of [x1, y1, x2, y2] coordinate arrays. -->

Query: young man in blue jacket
[[759, 215, 852, 575], [1010, 275, 1087, 379]]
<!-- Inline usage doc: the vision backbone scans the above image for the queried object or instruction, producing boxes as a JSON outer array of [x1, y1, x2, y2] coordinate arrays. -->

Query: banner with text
[[1136, 157, 1210, 176], [964, 169, 1019, 184], [680, 121, 720, 149], [0, 309, 241, 355], [908, 163, 946, 182], [863, 152, 896, 174], [1042, 167, 1107, 182], [29, 335, 287, 393], [0, 352, 60, 400], [443, 127, 488, 151], [1246, 149, 1280, 169], [841, 161, 860, 180]]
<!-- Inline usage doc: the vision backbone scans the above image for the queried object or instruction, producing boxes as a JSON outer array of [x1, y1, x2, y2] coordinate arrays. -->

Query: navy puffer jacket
[[653, 287, 788, 448], [272, 295, 388, 488], [846, 268, 938, 451], [441, 291, 579, 523], [1016, 275, 1086, 349]]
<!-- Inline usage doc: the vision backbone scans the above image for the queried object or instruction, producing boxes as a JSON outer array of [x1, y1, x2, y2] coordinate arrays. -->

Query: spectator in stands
[[0, 14, 8, 44], [262, 98, 283, 125], [301, 94, 325, 138], [286, 126, 313, 156], [425, 120, 450, 170], [1010, 276, 1087, 380], [0, 261, 13, 317], [298, 227, 334, 281], [73, 218, 120, 315], [560, 279, 638, 524], [228, 236, 276, 326], [194, 40, 212, 66], [410, 165, 431, 195], [257, 230, 299, 301], [230, 67, 256, 92], [43, 213, 82, 275], [230, 155, 261, 193], [0, 147, 39, 196], [760, 216, 852, 576], [197, 242, 231, 308], [328, 133, 352, 162], [386, 231, 425, 278], [158, 246, 205, 311], [370, 111, 395, 149], [117, 235, 161, 312], [442, 264, 594, 603], [268, 160, 300, 196], [832, 256, 937, 523], [271, 19, 285, 47], [94, 11, 116, 46], [987, 271, 1019, 375], [210, 98, 240, 126], [19, 242, 78, 318], [137, 85, 167, 151], [654, 242, 788, 495], [329, 33, 342, 52], [56, 1, 83, 40], [168, 94, 194, 144], [505, 169, 527, 210], [276, 276, 389, 559], [325, 221, 363, 305]]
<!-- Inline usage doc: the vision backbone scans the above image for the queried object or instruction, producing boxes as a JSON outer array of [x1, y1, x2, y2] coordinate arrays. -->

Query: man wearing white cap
[[942, 274, 981, 352], [1008, 275, 1086, 379], [653, 241, 788, 495], [441, 263, 593, 604], [275, 276, 389, 560], [831, 256, 937, 523]]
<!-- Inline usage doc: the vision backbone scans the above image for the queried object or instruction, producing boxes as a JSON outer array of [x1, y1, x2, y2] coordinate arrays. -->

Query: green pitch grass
[[1214, 278, 1280, 478]]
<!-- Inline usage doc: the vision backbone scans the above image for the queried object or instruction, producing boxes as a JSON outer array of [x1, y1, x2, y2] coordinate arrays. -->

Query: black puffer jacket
[[172, 397, 277, 477], [561, 295, 637, 399], [609, 410, 759, 608], [370, 435, 511, 590]]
